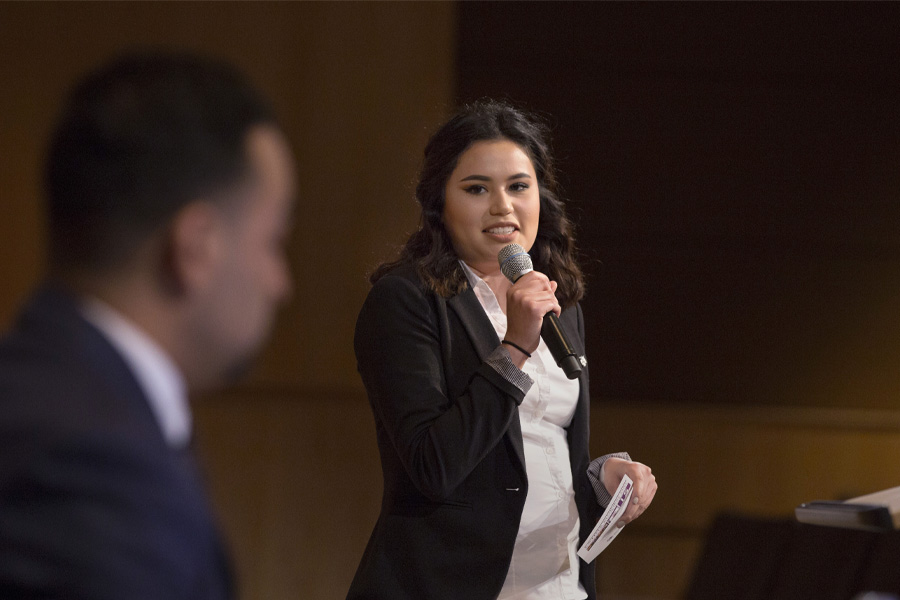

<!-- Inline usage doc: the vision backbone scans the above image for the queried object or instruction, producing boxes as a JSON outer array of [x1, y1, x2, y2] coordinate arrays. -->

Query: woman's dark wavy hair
[[371, 99, 584, 309]]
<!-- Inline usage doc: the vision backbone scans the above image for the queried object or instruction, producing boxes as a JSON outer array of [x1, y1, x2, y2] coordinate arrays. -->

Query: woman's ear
[[163, 201, 225, 295]]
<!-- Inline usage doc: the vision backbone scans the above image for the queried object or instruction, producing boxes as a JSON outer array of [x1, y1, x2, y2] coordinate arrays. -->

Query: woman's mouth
[[484, 226, 516, 235]]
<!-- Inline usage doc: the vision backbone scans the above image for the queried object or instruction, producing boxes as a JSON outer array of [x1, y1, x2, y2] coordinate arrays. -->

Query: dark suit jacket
[[347, 264, 599, 600], [0, 285, 232, 600]]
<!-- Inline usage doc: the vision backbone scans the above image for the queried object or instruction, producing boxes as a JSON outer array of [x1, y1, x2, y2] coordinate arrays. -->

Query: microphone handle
[[540, 312, 582, 380]]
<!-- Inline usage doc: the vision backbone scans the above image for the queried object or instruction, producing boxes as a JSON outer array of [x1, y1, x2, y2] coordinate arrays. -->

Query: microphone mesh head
[[498, 243, 533, 282]]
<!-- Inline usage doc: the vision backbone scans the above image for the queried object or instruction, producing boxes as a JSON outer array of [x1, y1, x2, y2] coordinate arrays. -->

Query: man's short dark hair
[[45, 51, 278, 272]]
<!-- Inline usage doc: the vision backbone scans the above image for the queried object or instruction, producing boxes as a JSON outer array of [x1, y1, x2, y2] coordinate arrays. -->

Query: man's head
[[45, 52, 296, 389]]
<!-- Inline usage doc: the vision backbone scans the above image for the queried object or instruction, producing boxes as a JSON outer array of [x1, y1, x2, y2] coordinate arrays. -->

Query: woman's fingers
[[510, 271, 554, 296], [511, 273, 560, 315], [613, 462, 657, 526], [505, 270, 560, 352]]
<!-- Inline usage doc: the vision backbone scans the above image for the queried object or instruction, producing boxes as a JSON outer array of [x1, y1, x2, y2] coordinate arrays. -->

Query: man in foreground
[[0, 52, 296, 599]]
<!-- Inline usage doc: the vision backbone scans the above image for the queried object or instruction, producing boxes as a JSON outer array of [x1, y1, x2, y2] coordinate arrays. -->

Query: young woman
[[348, 100, 657, 600]]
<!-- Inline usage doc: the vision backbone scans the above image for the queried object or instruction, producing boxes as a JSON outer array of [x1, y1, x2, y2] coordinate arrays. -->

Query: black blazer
[[0, 286, 232, 600], [347, 264, 599, 600]]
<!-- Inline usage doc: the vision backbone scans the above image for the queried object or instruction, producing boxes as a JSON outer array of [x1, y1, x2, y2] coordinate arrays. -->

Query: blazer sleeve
[[354, 274, 525, 501]]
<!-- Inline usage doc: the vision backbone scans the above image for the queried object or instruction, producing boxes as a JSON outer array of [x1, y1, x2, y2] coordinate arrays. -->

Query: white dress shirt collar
[[460, 261, 504, 314], [80, 298, 191, 448]]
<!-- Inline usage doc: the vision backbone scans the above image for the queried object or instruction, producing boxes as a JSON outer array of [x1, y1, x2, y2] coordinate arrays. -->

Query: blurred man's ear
[[164, 201, 226, 296]]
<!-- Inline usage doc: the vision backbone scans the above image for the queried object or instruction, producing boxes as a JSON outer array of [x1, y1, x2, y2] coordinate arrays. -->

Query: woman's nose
[[489, 191, 513, 215]]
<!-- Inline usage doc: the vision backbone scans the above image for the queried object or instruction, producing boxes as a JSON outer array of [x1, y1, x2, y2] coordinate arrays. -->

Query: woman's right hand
[[503, 270, 560, 365]]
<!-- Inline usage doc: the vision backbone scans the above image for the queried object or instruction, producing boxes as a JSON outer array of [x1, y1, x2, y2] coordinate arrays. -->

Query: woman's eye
[[509, 182, 530, 192], [464, 184, 487, 195]]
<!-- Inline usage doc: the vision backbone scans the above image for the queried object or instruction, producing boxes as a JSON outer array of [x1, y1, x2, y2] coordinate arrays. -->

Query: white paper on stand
[[577, 474, 633, 563]]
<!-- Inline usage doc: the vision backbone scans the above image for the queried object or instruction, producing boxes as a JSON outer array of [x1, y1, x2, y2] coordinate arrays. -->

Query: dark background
[[458, 2, 900, 408]]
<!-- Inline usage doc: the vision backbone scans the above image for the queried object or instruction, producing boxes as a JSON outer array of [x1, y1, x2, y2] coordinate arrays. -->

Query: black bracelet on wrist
[[501, 339, 532, 358]]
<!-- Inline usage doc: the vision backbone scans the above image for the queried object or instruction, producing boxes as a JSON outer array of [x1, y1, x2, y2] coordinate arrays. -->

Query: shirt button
[[558, 490, 567, 500], [546, 446, 555, 455]]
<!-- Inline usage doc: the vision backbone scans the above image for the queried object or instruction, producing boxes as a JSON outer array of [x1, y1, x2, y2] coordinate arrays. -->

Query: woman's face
[[443, 139, 540, 274]]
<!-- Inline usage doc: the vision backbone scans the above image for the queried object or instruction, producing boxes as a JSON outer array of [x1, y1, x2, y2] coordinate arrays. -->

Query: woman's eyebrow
[[459, 172, 532, 182]]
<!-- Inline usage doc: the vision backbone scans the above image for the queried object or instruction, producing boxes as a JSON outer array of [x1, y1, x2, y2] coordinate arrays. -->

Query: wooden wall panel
[[194, 389, 383, 600], [0, 2, 455, 394], [591, 401, 900, 599]]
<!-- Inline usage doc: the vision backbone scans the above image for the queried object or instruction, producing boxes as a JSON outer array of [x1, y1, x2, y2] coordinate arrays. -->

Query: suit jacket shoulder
[[0, 285, 232, 600]]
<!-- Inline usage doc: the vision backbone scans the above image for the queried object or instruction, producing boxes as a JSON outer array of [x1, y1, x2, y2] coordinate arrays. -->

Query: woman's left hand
[[601, 457, 657, 527]]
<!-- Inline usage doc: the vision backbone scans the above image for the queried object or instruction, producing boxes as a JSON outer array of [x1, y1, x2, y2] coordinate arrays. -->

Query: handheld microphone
[[498, 244, 582, 380]]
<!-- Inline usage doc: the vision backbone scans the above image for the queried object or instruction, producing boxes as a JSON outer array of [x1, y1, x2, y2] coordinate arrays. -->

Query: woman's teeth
[[486, 226, 515, 235]]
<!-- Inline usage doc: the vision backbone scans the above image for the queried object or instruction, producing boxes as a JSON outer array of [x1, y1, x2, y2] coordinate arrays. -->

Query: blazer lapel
[[558, 307, 591, 465], [446, 287, 499, 362], [446, 288, 527, 484]]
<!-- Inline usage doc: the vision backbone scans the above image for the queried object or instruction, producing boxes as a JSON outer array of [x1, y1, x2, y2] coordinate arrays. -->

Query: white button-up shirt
[[80, 297, 191, 449], [460, 263, 587, 600]]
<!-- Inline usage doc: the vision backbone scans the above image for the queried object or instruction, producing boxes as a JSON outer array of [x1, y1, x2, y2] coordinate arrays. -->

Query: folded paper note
[[577, 474, 633, 563]]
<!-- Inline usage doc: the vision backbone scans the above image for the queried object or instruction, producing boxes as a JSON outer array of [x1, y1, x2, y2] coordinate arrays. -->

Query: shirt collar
[[459, 260, 504, 318], [80, 298, 191, 448]]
